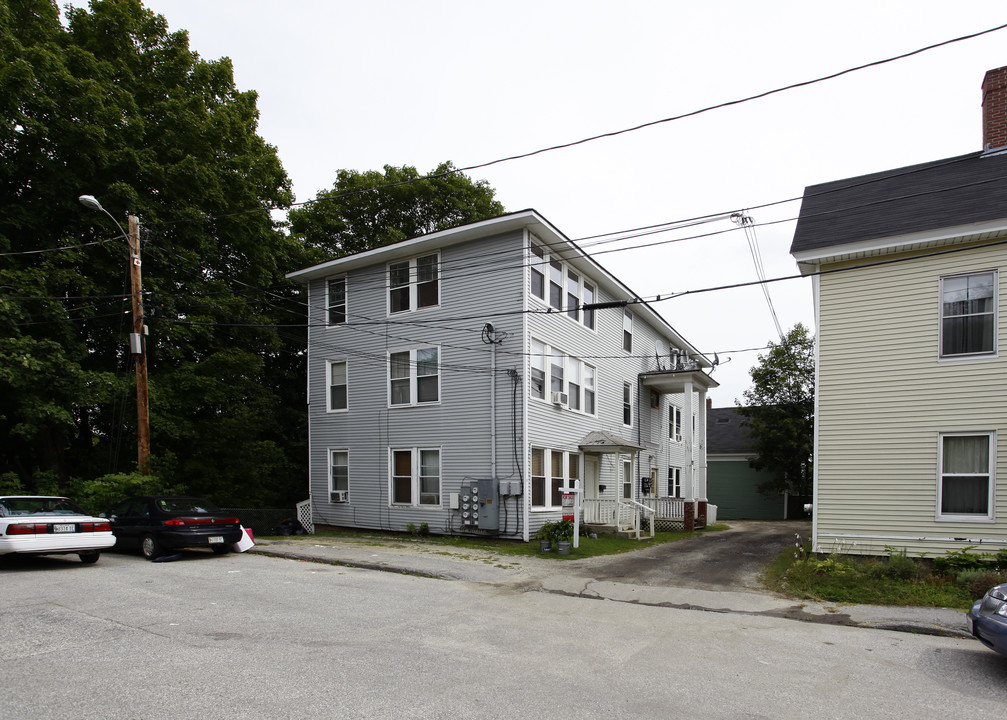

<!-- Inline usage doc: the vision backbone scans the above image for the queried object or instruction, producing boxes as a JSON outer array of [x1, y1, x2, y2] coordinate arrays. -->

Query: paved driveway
[[564, 519, 810, 591]]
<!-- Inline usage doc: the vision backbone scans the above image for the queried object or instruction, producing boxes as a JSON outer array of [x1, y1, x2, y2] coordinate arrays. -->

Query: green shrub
[[933, 546, 992, 573], [884, 547, 921, 580], [957, 569, 1007, 599], [71, 472, 182, 515]]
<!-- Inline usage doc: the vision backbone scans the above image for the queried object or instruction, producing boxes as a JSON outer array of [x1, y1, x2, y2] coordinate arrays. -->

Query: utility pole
[[79, 195, 152, 476], [127, 214, 151, 475]]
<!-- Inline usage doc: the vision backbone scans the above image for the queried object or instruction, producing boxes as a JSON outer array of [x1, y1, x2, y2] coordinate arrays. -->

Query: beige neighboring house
[[790, 66, 1007, 557]]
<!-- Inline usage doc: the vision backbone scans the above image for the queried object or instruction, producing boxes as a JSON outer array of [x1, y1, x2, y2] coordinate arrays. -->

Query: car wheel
[[141, 534, 162, 560], [78, 551, 101, 564], [211, 544, 229, 555]]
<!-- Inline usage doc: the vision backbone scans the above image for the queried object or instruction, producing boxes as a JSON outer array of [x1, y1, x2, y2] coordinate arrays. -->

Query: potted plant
[[535, 522, 554, 552], [553, 519, 574, 555]]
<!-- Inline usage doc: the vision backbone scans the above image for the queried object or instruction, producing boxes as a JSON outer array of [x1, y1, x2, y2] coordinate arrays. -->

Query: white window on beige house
[[940, 271, 996, 358], [937, 432, 995, 521]]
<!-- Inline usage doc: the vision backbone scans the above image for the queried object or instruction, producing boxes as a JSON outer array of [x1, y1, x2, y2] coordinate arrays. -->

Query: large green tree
[[289, 162, 505, 258], [738, 323, 815, 497], [0, 0, 308, 505]]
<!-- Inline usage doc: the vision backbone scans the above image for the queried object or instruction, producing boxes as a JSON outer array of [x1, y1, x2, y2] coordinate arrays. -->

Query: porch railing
[[584, 497, 691, 536], [619, 499, 655, 540], [582, 498, 658, 539]]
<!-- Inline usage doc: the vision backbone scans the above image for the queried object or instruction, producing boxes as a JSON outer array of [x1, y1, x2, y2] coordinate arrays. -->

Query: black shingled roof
[[790, 150, 1007, 255], [707, 407, 755, 455]]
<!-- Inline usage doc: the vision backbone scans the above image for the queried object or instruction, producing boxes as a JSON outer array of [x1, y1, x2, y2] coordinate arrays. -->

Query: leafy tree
[[289, 161, 505, 258], [0, 0, 308, 506], [738, 323, 815, 497]]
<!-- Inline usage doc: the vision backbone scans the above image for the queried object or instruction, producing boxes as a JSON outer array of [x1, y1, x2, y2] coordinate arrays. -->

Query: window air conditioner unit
[[330, 490, 348, 503], [551, 391, 569, 406]]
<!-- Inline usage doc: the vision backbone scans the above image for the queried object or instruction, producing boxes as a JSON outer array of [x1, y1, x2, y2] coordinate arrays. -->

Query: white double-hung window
[[938, 432, 995, 521], [329, 450, 349, 502], [669, 406, 682, 442], [940, 271, 996, 358], [529, 339, 596, 414], [530, 447, 581, 509], [528, 240, 596, 330], [388, 253, 439, 314], [389, 347, 439, 406], [391, 448, 440, 507], [327, 277, 346, 325], [326, 360, 348, 412]]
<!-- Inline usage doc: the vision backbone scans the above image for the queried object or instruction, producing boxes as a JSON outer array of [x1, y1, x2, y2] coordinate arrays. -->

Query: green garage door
[[708, 460, 785, 520]]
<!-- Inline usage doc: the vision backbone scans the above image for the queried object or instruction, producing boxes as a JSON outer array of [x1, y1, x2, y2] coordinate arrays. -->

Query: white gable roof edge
[[285, 209, 711, 367], [792, 217, 1007, 274]]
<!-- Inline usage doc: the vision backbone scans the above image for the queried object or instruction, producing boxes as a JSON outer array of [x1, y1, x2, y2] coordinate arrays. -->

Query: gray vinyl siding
[[307, 230, 526, 534], [298, 215, 709, 540], [526, 283, 701, 519], [815, 241, 1007, 556]]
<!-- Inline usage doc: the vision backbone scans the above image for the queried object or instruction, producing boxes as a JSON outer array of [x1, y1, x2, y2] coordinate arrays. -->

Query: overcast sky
[[100, 0, 1007, 405]]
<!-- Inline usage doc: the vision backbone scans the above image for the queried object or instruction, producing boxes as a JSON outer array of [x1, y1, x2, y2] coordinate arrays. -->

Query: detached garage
[[706, 407, 787, 520]]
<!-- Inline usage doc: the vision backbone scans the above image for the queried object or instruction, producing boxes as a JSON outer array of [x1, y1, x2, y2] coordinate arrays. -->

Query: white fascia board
[[285, 208, 711, 368], [791, 217, 1007, 273], [285, 210, 550, 282]]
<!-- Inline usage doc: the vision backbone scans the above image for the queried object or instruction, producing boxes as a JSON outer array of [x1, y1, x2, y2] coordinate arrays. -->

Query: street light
[[78, 195, 150, 475]]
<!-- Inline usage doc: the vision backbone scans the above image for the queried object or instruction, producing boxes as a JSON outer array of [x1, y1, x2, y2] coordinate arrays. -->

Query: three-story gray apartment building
[[286, 210, 719, 541]]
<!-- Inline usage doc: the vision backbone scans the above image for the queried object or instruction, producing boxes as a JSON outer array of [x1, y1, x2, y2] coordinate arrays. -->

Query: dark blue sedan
[[966, 583, 1007, 656]]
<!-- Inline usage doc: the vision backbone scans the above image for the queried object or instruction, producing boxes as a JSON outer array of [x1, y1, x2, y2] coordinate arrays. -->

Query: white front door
[[586, 456, 600, 499]]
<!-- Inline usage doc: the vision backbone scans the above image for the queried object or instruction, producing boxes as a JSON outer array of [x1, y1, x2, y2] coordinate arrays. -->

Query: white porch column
[[683, 379, 695, 500], [697, 390, 708, 500]]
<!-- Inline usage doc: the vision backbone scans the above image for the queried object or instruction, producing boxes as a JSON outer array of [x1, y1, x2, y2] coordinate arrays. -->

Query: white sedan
[[0, 496, 115, 563]]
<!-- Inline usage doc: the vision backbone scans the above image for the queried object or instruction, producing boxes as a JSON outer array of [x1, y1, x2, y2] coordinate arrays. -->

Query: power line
[[138, 21, 1007, 226]]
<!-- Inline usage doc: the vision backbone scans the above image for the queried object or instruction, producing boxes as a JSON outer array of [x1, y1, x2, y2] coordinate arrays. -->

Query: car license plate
[[53, 524, 76, 533], [208, 536, 224, 544]]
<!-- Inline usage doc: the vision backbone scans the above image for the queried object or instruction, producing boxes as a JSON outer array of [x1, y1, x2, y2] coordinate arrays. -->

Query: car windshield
[[155, 498, 221, 515], [0, 497, 87, 517]]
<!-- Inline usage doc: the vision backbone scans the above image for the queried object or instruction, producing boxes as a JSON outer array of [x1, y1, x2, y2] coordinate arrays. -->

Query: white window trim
[[388, 346, 441, 407], [387, 252, 440, 315], [667, 466, 682, 498], [669, 405, 682, 442], [530, 447, 581, 510], [388, 447, 441, 508], [938, 270, 998, 361], [622, 382, 633, 427], [529, 339, 597, 416], [621, 456, 634, 500], [936, 431, 995, 522], [527, 239, 598, 332], [328, 449, 349, 503], [326, 276, 347, 326], [325, 359, 348, 413]]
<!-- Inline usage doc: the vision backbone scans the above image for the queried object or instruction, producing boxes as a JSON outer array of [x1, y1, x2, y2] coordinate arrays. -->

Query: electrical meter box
[[459, 479, 499, 531]]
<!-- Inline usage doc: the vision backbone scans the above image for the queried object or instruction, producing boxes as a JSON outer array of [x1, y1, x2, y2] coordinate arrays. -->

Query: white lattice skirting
[[296, 499, 314, 534]]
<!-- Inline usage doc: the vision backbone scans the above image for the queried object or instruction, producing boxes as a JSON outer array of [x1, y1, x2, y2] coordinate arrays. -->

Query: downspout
[[490, 329, 497, 478], [521, 229, 531, 542]]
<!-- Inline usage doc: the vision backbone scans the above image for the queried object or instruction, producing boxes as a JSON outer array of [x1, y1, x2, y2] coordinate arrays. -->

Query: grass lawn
[[762, 542, 1007, 610], [271, 524, 729, 561]]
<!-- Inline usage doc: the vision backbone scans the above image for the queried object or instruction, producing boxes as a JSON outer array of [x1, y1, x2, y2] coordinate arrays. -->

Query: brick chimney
[[982, 65, 1007, 151]]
